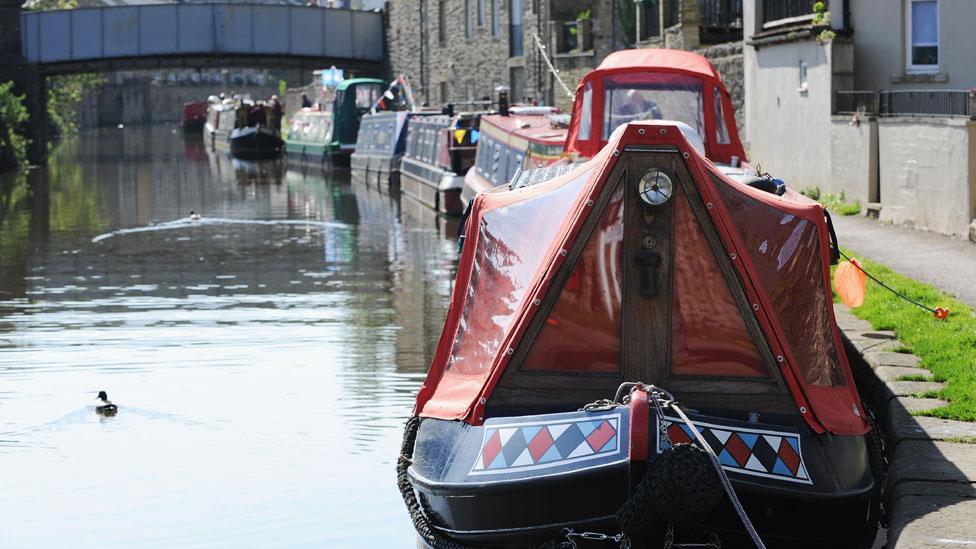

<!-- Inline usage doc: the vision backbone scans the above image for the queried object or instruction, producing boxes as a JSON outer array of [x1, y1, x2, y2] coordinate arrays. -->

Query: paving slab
[[833, 305, 873, 331], [865, 351, 921, 370], [881, 380, 945, 402], [889, 495, 976, 548], [875, 366, 933, 382], [888, 441, 976, 486], [893, 481, 976, 499], [888, 412, 976, 445], [892, 397, 950, 414]]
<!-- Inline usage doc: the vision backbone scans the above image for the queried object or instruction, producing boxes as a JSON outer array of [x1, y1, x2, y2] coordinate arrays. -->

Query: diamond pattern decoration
[[658, 417, 811, 484], [473, 417, 619, 473]]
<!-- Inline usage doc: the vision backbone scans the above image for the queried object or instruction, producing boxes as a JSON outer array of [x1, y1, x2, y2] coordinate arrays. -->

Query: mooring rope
[[531, 32, 575, 101]]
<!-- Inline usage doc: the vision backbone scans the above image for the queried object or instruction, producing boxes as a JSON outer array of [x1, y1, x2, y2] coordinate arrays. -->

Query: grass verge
[[835, 253, 976, 421]]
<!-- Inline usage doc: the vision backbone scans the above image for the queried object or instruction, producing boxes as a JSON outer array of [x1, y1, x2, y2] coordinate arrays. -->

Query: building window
[[478, 0, 485, 27], [641, 0, 661, 40], [465, 0, 472, 39], [440, 82, 449, 104], [438, 0, 447, 44], [510, 0, 523, 56], [907, 0, 939, 71], [491, 0, 500, 38]]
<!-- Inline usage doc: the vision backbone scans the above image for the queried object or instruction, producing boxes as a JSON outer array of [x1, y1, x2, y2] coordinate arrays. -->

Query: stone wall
[[830, 114, 879, 206], [386, 0, 511, 107], [699, 41, 743, 140]]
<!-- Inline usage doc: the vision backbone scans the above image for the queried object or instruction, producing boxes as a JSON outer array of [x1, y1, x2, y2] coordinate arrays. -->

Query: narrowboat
[[398, 113, 481, 215], [208, 99, 283, 159], [181, 100, 208, 133], [350, 111, 413, 189], [461, 106, 567, 207], [285, 78, 385, 166], [400, 51, 882, 549]]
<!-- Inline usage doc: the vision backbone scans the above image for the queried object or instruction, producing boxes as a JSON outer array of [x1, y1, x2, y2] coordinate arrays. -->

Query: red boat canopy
[[564, 49, 746, 166], [415, 121, 868, 437]]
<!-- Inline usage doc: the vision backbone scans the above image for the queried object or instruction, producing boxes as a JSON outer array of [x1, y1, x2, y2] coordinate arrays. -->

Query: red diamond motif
[[667, 423, 692, 445], [527, 427, 555, 462], [482, 430, 502, 468], [586, 420, 616, 452], [778, 438, 801, 475], [724, 432, 752, 467]]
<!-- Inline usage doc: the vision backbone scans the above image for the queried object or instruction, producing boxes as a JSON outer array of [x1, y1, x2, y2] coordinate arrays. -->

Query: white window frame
[[906, 0, 940, 73]]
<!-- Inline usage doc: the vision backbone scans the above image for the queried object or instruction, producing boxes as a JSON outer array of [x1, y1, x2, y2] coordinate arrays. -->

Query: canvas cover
[[564, 49, 746, 165], [415, 122, 868, 436]]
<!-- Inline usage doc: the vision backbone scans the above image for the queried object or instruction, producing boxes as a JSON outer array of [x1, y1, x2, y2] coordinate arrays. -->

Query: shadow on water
[[0, 124, 459, 546]]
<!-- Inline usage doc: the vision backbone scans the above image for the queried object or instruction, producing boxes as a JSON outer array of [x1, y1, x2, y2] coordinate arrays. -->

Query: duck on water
[[95, 391, 118, 416]]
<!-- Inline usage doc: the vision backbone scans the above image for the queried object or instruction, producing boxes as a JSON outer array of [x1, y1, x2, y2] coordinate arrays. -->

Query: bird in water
[[95, 391, 118, 416], [189, 210, 201, 221]]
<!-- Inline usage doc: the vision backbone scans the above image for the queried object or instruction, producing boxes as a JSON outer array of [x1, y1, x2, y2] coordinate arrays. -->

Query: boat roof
[[480, 113, 567, 146], [594, 48, 722, 81], [336, 77, 384, 91]]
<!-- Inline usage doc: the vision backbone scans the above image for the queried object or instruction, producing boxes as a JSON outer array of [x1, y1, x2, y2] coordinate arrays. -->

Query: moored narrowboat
[[208, 98, 283, 159], [461, 106, 567, 207], [400, 119, 882, 548], [351, 111, 417, 189], [398, 113, 481, 215], [285, 78, 384, 166], [181, 100, 208, 133]]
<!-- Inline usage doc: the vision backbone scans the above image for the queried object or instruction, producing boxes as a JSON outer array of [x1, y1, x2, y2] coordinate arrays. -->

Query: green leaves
[[0, 81, 30, 170]]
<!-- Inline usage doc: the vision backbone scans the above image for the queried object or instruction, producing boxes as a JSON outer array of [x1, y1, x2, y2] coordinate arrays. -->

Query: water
[[0, 126, 459, 548]]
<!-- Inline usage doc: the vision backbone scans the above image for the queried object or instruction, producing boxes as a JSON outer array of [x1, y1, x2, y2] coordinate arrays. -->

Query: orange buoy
[[835, 259, 867, 308]]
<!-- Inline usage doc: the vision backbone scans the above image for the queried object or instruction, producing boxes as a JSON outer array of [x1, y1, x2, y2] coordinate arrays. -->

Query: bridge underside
[[21, 4, 385, 76], [35, 54, 382, 77]]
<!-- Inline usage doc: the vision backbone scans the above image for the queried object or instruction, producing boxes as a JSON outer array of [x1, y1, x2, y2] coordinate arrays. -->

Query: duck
[[95, 391, 118, 415], [189, 210, 201, 221]]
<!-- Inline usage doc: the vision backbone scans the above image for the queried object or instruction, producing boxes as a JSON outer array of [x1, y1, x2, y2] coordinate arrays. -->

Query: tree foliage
[[0, 81, 30, 170]]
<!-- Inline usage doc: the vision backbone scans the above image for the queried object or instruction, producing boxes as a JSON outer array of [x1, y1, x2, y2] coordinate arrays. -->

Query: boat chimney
[[496, 85, 510, 116], [443, 103, 455, 117]]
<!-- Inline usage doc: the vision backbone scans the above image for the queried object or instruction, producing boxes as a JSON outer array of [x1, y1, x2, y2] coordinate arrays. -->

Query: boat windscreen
[[602, 73, 704, 139]]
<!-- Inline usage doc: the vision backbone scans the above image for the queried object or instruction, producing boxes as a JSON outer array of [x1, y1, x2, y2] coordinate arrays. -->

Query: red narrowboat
[[399, 50, 882, 549], [181, 100, 208, 133], [462, 107, 568, 208]]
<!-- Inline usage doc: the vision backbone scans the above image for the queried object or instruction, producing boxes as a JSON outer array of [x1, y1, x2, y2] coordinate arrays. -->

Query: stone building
[[742, 0, 976, 239], [386, 0, 744, 120]]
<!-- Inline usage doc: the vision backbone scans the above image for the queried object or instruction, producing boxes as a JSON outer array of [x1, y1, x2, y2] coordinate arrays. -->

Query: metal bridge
[[19, 3, 384, 74]]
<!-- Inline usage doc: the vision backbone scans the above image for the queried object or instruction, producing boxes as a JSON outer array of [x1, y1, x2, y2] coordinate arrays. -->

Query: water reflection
[[0, 125, 457, 547]]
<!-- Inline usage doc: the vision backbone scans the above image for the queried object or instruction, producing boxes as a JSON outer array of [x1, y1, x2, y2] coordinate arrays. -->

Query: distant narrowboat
[[181, 100, 208, 133], [461, 106, 567, 207], [207, 99, 282, 159], [285, 78, 384, 166], [398, 113, 480, 215], [350, 111, 413, 189]]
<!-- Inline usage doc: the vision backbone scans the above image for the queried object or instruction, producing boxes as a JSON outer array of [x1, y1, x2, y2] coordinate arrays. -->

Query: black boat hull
[[229, 126, 282, 159], [407, 407, 878, 548]]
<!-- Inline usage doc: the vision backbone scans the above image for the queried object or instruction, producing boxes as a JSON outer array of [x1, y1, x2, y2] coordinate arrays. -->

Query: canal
[[0, 126, 459, 547]]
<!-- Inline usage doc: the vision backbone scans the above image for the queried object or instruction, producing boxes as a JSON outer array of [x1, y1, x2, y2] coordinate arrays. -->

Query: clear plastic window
[[602, 73, 704, 139], [579, 81, 593, 140], [713, 86, 731, 145]]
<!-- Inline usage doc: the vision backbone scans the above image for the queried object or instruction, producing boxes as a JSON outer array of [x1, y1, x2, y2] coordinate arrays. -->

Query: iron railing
[[701, 0, 742, 29], [761, 0, 816, 26], [835, 91, 878, 115], [834, 90, 975, 118], [880, 90, 974, 117]]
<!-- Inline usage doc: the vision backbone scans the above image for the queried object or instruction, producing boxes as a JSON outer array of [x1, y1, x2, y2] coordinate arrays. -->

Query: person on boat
[[249, 102, 267, 127], [301, 94, 312, 109], [270, 95, 284, 132]]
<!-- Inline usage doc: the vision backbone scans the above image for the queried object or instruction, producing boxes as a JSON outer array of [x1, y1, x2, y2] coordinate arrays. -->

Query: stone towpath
[[830, 214, 976, 308], [835, 304, 976, 548]]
